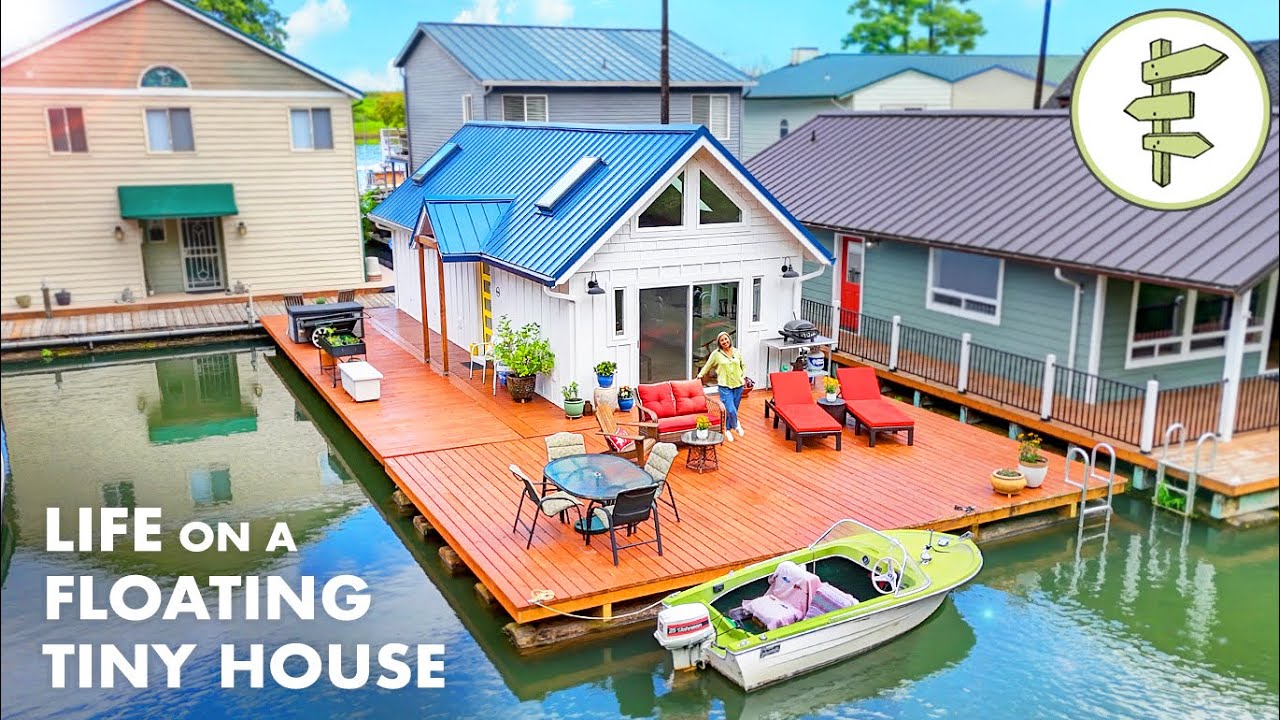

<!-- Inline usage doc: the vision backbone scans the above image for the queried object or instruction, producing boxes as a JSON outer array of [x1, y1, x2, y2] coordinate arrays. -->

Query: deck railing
[[965, 342, 1046, 416], [1053, 366, 1146, 446], [1155, 379, 1222, 440], [896, 325, 961, 387], [1234, 372, 1280, 434]]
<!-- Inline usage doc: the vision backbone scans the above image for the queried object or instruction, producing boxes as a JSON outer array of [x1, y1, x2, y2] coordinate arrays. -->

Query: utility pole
[[1033, 0, 1052, 108], [660, 0, 670, 124]]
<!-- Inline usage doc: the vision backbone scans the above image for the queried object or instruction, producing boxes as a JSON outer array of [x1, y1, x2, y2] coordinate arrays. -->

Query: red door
[[840, 235, 864, 330]]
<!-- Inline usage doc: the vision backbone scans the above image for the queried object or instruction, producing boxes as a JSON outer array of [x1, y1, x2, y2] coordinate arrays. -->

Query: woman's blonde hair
[[716, 331, 733, 347]]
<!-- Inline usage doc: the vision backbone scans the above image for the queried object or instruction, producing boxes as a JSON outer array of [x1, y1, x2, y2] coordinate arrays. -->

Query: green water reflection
[[1, 345, 1276, 720]]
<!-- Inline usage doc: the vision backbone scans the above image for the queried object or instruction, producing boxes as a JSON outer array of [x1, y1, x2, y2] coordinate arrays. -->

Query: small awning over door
[[118, 184, 237, 219]]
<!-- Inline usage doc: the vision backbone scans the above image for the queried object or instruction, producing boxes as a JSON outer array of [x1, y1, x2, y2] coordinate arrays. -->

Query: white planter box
[[339, 361, 383, 402]]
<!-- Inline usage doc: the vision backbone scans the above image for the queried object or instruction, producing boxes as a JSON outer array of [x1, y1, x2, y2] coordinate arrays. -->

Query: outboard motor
[[654, 604, 714, 670]]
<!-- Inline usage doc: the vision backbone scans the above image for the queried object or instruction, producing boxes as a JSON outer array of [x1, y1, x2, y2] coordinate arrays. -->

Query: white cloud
[[284, 0, 350, 53], [533, 0, 574, 24], [454, 0, 501, 23], [341, 60, 400, 92]]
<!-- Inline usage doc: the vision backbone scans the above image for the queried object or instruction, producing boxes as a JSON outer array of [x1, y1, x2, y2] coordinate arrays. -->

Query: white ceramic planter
[[1018, 460, 1049, 488], [696, 429, 709, 440]]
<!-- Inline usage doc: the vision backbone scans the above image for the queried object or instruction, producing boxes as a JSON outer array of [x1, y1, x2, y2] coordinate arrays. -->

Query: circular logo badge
[[1071, 10, 1272, 210]]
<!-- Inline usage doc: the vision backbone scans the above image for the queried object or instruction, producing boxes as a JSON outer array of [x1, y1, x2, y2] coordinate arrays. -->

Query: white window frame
[[462, 94, 473, 122], [288, 107, 333, 151], [633, 169, 689, 234], [501, 94, 548, 122], [45, 106, 88, 153], [925, 247, 1003, 325], [750, 276, 764, 325], [1124, 282, 1266, 369], [692, 167, 746, 229], [691, 94, 731, 139], [610, 285, 630, 342], [143, 107, 195, 153], [137, 64, 190, 89]]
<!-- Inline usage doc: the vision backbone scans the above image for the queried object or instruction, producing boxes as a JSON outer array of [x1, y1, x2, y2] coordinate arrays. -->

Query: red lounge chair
[[836, 367, 915, 447], [767, 372, 843, 452]]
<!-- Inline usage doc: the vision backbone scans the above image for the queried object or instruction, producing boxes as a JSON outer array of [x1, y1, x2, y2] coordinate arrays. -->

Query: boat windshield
[[806, 519, 929, 599]]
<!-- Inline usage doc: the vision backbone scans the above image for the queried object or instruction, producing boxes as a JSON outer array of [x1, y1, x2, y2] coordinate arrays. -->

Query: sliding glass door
[[638, 282, 738, 384]]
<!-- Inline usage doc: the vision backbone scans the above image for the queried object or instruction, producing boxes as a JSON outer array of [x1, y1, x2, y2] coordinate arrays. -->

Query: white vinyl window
[[691, 94, 730, 139], [502, 94, 548, 122], [1126, 281, 1266, 366], [613, 287, 626, 338], [47, 107, 88, 153], [751, 277, 763, 323], [289, 108, 333, 150], [462, 94, 473, 122], [926, 248, 1002, 324], [145, 108, 194, 152]]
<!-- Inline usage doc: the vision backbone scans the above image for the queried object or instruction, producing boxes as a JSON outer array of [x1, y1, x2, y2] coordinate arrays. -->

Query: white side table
[[339, 361, 384, 402]]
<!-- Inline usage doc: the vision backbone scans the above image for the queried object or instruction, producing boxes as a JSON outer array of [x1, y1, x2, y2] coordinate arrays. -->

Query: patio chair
[[545, 432, 586, 461], [835, 367, 915, 447], [588, 485, 663, 565], [283, 294, 304, 308], [767, 372, 843, 453], [468, 341, 495, 385], [595, 405, 657, 465], [337, 289, 356, 303], [642, 442, 680, 522], [510, 464, 583, 549]]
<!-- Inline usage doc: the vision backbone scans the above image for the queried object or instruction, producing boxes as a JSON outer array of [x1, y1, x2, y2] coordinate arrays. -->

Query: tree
[[184, 0, 288, 51], [372, 92, 406, 128], [842, 0, 985, 54]]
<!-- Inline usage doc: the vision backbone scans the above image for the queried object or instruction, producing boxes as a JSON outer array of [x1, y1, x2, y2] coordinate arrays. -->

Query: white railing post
[[1139, 378, 1160, 452], [1040, 353, 1056, 420], [957, 332, 971, 393], [889, 315, 901, 370]]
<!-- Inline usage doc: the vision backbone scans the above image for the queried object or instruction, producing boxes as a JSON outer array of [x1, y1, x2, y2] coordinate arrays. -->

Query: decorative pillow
[[605, 433, 635, 453], [671, 379, 708, 415]]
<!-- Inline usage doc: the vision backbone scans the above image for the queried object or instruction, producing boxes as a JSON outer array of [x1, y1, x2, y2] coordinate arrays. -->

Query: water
[[1, 345, 1276, 720], [356, 142, 387, 192]]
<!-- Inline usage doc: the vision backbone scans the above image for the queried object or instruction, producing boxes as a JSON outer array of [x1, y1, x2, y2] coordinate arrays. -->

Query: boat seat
[[805, 582, 858, 619], [742, 561, 821, 630]]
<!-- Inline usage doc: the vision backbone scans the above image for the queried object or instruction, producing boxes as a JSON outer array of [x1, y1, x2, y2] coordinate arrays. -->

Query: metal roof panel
[[748, 54, 1080, 99]]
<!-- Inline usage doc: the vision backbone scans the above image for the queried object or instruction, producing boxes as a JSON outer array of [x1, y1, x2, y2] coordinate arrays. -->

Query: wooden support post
[[438, 545, 469, 575], [436, 248, 450, 376], [474, 582, 499, 608], [600, 603, 613, 620], [391, 489, 416, 516], [412, 515, 436, 539], [417, 240, 431, 364]]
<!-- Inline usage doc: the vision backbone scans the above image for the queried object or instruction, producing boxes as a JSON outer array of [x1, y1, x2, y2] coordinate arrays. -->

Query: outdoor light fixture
[[237, 221, 248, 237], [586, 272, 605, 296], [781, 259, 799, 279], [113, 225, 125, 242]]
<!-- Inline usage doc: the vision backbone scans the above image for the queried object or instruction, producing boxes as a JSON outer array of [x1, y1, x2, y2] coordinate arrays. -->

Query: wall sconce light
[[237, 221, 248, 237], [864, 239, 878, 249], [781, 258, 799, 279], [586, 271, 605, 296], [113, 225, 125, 242]]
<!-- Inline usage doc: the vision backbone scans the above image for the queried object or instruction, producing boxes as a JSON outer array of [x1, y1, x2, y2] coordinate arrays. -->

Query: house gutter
[[1053, 267, 1084, 370], [791, 266, 826, 318], [542, 284, 578, 395]]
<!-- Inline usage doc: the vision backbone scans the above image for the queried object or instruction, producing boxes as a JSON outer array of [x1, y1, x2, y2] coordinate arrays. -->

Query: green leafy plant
[[617, 385, 634, 399], [314, 297, 328, 304], [1155, 484, 1188, 512], [993, 468, 1023, 478], [1017, 432, 1045, 464], [561, 381, 581, 401], [594, 360, 617, 376], [695, 415, 712, 431], [40, 348, 54, 363], [318, 326, 361, 346], [823, 376, 840, 394], [492, 316, 555, 378]]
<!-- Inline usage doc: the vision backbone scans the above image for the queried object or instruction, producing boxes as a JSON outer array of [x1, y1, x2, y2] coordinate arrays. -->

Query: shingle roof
[[370, 122, 827, 284], [748, 53, 1080, 99], [746, 110, 1279, 292], [393, 23, 751, 86]]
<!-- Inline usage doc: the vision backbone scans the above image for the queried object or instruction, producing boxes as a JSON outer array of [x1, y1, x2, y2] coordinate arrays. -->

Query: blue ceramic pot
[[597, 373, 615, 388], [618, 396, 634, 411]]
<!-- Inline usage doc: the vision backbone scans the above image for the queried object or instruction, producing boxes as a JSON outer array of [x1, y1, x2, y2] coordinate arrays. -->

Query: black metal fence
[[842, 310, 892, 366], [1156, 379, 1222, 440], [896, 325, 961, 386], [799, 298, 833, 338], [1052, 365, 1146, 446], [965, 342, 1045, 415], [1235, 373, 1280, 434]]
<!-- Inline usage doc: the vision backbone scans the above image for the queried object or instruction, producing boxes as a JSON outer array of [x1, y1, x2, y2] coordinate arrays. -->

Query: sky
[[1, 0, 1277, 91]]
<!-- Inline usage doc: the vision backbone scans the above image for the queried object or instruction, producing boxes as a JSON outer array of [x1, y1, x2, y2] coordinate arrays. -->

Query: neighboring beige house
[[0, 0, 365, 311], [742, 51, 1079, 157]]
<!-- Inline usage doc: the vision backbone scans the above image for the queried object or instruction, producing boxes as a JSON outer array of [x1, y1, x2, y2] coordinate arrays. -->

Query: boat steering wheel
[[871, 556, 901, 595]]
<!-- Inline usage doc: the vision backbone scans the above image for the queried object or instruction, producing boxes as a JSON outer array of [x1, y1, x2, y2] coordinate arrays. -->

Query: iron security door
[[180, 218, 226, 291]]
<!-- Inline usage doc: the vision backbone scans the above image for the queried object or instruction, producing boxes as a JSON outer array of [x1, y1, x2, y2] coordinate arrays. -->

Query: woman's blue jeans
[[718, 384, 743, 431]]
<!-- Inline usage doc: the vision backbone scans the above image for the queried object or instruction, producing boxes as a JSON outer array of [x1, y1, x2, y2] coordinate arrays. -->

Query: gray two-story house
[[393, 22, 753, 166]]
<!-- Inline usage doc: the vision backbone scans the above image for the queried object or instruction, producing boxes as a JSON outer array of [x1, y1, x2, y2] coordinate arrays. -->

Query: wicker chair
[[588, 485, 663, 565], [595, 406, 657, 465], [510, 464, 582, 548], [544, 432, 586, 461], [642, 442, 680, 522]]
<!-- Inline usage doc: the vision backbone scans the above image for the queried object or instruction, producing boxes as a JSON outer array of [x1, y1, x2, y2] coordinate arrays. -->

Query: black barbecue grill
[[285, 301, 365, 345], [779, 319, 819, 344]]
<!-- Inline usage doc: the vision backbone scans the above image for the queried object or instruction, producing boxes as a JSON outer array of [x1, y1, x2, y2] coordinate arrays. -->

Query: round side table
[[680, 430, 724, 473]]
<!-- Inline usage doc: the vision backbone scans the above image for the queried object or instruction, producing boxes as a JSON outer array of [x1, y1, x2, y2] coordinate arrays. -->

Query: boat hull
[[709, 591, 950, 691]]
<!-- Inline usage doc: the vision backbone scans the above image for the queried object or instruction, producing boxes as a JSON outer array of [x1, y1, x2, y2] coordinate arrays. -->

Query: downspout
[[1053, 267, 1084, 370], [542, 284, 579, 395]]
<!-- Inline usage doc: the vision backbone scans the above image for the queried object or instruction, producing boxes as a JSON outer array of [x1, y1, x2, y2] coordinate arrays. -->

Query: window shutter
[[502, 95, 525, 121], [525, 95, 547, 121], [47, 108, 70, 152], [691, 95, 710, 127], [312, 108, 333, 149]]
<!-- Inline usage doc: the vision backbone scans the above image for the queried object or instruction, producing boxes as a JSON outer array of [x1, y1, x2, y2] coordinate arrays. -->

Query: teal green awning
[[147, 415, 257, 445], [118, 183, 237, 219]]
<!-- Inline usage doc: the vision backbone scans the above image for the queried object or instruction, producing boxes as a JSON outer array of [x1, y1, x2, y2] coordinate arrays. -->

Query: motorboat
[[654, 519, 983, 691]]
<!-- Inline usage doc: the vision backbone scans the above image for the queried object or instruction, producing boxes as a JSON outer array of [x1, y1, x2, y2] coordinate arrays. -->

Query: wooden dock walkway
[[263, 309, 1123, 624]]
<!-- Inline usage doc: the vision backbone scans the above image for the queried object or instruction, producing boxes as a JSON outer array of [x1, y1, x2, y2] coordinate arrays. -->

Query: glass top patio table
[[542, 454, 654, 502]]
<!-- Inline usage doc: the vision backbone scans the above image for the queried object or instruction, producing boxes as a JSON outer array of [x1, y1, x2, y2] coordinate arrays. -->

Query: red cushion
[[769, 372, 814, 405], [774, 404, 842, 432], [605, 433, 635, 453], [671, 380, 709, 415], [657, 414, 719, 434], [836, 367, 881, 402], [637, 383, 676, 418], [846, 399, 913, 428]]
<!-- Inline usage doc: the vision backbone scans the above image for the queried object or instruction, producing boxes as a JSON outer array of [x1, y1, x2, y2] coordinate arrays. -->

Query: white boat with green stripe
[[654, 519, 983, 691]]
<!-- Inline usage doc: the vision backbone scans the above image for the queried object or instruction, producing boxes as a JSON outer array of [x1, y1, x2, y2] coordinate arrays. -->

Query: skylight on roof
[[411, 142, 459, 185], [535, 156, 602, 213]]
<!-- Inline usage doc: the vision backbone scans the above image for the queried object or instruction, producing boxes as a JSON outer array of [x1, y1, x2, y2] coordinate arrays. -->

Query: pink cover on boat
[[742, 595, 802, 630], [805, 582, 858, 619], [743, 561, 822, 630]]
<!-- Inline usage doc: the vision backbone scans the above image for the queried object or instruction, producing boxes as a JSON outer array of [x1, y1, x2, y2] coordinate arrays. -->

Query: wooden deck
[[263, 309, 1123, 624]]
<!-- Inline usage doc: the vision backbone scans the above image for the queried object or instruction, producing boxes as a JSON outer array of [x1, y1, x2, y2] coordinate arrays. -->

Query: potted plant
[[1017, 432, 1049, 488], [823, 376, 840, 402], [493, 316, 555, 403], [617, 385, 635, 412], [54, 289, 71, 306], [594, 360, 617, 388], [990, 468, 1027, 496], [694, 415, 712, 441], [561, 381, 586, 418], [15, 295, 31, 309], [316, 326, 366, 359]]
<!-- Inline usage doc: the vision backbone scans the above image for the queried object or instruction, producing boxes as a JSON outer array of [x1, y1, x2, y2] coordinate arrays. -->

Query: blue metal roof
[[395, 23, 751, 86], [370, 122, 829, 284], [748, 53, 1080, 99]]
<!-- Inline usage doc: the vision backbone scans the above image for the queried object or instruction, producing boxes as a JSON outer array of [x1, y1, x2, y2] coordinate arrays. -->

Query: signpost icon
[[1124, 40, 1226, 186]]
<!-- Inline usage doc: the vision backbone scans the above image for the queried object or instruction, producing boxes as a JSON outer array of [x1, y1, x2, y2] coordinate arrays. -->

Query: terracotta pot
[[1018, 458, 1049, 488], [506, 373, 537, 403], [990, 470, 1026, 496]]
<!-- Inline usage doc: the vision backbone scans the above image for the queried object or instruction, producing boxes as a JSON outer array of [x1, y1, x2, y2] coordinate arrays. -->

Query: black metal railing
[[842, 311, 891, 365], [1156, 379, 1222, 440], [799, 298, 833, 338], [966, 343, 1045, 415], [1235, 372, 1280, 434], [895, 325, 961, 386], [1052, 366, 1145, 446]]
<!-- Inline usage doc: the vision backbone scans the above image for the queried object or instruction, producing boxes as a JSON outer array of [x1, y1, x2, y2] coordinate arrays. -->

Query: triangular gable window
[[698, 172, 741, 224], [639, 172, 684, 228]]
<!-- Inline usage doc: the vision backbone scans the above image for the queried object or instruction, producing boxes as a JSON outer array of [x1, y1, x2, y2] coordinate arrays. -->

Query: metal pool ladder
[[1153, 422, 1217, 518], [1065, 443, 1117, 542]]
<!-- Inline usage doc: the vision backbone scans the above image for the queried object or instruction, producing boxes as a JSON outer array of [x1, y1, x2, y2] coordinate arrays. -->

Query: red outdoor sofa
[[836, 367, 915, 447], [764, 371, 843, 452], [636, 379, 724, 443]]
